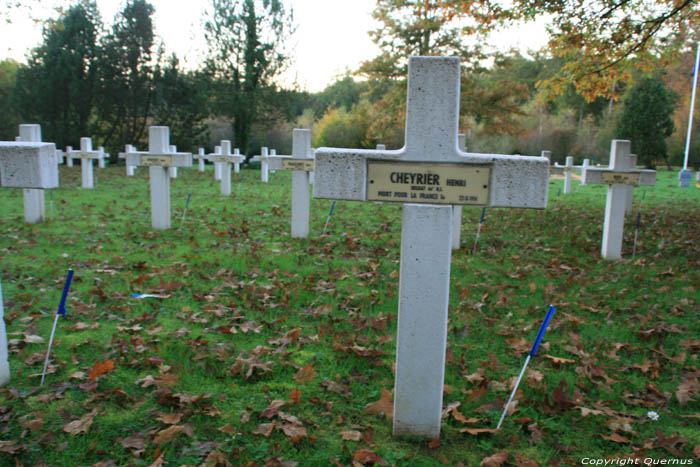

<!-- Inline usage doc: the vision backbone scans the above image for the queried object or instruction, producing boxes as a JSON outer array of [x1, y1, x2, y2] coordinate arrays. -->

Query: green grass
[[0, 164, 698, 466]]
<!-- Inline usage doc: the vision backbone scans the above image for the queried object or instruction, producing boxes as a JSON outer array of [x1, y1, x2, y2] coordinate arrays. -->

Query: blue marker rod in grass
[[178, 193, 193, 231], [322, 200, 337, 236], [40, 269, 74, 386], [472, 207, 486, 254], [632, 212, 641, 260], [497, 305, 556, 429]]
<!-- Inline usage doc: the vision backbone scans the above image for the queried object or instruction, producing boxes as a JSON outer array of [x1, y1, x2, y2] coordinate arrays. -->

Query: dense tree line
[[0, 0, 697, 169]]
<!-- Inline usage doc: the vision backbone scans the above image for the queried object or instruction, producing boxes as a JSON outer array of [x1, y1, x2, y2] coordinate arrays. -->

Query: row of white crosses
[[258, 130, 316, 237], [206, 141, 244, 196], [546, 150, 646, 219], [583, 140, 655, 260], [314, 57, 550, 438], [252, 147, 271, 183], [546, 153, 591, 193], [65, 138, 105, 188]]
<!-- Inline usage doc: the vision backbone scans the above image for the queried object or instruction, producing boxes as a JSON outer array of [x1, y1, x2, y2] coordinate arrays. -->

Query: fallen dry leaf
[[218, 424, 236, 435], [153, 425, 184, 445], [601, 433, 632, 444], [253, 422, 276, 437], [88, 359, 115, 381], [288, 388, 301, 405], [63, 409, 98, 435], [294, 363, 317, 384], [480, 451, 509, 467], [120, 433, 146, 451], [261, 400, 286, 419], [157, 412, 183, 424], [353, 449, 387, 466], [364, 389, 393, 421]]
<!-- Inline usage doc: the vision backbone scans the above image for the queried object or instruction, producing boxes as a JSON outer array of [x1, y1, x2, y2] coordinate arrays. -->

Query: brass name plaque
[[77, 152, 94, 159], [215, 156, 231, 163], [367, 161, 490, 205], [601, 172, 640, 185], [282, 159, 315, 171], [141, 154, 173, 167]]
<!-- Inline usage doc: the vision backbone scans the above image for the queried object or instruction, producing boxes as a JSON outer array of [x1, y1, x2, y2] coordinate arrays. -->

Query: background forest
[[0, 0, 698, 170]]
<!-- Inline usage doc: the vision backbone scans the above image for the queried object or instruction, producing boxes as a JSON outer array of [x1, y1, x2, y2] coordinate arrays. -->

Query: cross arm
[[125, 151, 193, 168], [583, 167, 656, 186], [313, 149, 549, 208], [0, 142, 59, 189]]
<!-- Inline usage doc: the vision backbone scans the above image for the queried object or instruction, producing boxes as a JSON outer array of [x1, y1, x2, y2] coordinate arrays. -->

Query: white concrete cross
[[207, 140, 244, 196], [123, 126, 192, 230], [65, 146, 74, 167], [98, 146, 108, 168], [583, 140, 656, 260], [264, 129, 315, 238], [118, 144, 141, 176], [212, 145, 222, 181], [233, 148, 242, 174], [580, 158, 590, 186], [624, 154, 638, 215], [551, 156, 576, 194], [66, 138, 103, 189], [56, 148, 65, 165], [194, 148, 206, 172], [452, 134, 466, 249], [541, 150, 552, 165], [0, 124, 58, 223], [251, 147, 270, 183], [313, 57, 549, 439], [0, 277, 8, 386], [168, 145, 178, 178]]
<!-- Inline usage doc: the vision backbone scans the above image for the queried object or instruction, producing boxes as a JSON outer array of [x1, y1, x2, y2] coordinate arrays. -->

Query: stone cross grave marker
[[452, 134, 466, 249], [624, 154, 638, 215], [168, 145, 178, 178], [66, 137, 103, 189], [0, 124, 58, 223], [213, 146, 222, 181], [550, 156, 577, 194], [65, 146, 74, 167], [123, 126, 192, 230], [580, 158, 590, 186], [541, 150, 552, 166], [98, 146, 108, 168], [263, 129, 315, 238], [251, 147, 270, 183], [195, 148, 206, 172], [208, 140, 244, 196], [233, 148, 242, 174], [583, 140, 656, 260], [118, 144, 141, 176], [313, 57, 549, 439]]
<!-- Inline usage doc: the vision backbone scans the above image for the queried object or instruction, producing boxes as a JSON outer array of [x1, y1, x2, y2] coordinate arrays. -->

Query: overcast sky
[[1, 0, 548, 92]]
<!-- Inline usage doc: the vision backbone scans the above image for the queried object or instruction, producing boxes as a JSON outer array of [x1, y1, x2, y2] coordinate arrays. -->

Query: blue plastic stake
[[322, 200, 337, 236], [41, 269, 74, 386], [632, 212, 641, 260], [472, 207, 486, 254], [497, 305, 556, 429]]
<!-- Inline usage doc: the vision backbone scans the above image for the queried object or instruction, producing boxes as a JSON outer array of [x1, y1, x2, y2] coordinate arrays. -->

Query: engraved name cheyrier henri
[[389, 171, 466, 187]]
